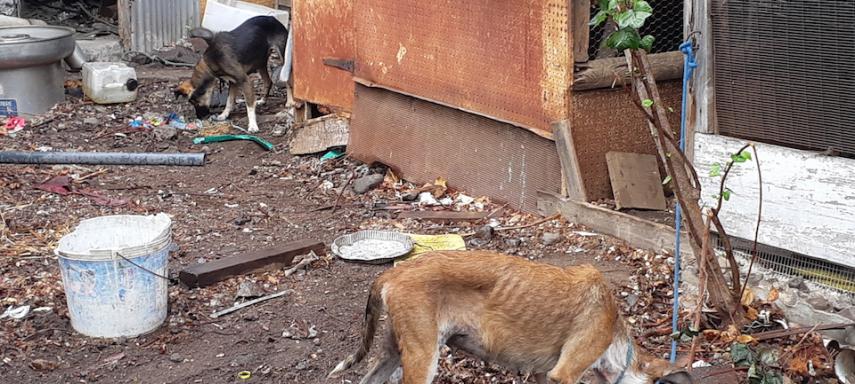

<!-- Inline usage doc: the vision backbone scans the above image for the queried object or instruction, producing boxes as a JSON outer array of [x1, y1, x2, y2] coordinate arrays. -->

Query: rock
[[505, 238, 521, 248], [747, 274, 763, 285], [541, 232, 561, 246], [625, 293, 639, 308], [788, 277, 809, 292], [83, 117, 99, 125], [839, 307, 855, 322], [313, 338, 321, 346], [155, 46, 200, 65], [169, 353, 183, 363], [352, 173, 385, 194], [200, 145, 211, 154], [806, 295, 830, 311], [29, 359, 58, 371], [235, 281, 261, 300], [294, 360, 310, 371], [474, 225, 494, 241], [401, 191, 419, 202], [154, 125, 177, 141]]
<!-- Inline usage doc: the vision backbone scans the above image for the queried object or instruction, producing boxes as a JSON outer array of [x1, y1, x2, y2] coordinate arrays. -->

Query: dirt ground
[[0, 65, 685, 383]]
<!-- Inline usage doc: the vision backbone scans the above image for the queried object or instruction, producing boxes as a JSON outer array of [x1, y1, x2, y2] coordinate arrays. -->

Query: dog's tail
[[189, 27, 215, 44], [327, 280, 384, 378]]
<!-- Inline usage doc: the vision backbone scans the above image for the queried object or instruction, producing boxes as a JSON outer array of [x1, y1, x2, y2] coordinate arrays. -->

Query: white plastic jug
[[82, 62, 138, 104]]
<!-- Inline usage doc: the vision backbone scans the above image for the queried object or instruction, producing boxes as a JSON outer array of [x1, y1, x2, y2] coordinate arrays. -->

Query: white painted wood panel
[[694, 133, 855, 268]]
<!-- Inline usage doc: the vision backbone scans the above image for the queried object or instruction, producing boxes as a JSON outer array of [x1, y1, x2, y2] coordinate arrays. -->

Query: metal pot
[[0, 26, 75, 117]]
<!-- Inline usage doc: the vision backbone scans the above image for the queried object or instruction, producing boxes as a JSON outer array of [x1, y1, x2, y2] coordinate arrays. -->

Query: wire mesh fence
[[712, 234, 855, 295], [588, 0, 684, 59]]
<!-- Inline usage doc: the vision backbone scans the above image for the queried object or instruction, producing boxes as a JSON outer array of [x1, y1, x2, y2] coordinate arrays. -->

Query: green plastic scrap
[[193, 135, 275, 151], [320, 149, 345, 162]]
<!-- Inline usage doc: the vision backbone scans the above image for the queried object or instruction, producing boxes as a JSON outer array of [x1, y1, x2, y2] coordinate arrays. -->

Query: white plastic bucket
[[55, 213, 172, 338]]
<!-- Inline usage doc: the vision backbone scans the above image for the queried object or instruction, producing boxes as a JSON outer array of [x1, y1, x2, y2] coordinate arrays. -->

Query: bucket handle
[[112, 249, 177, 284]]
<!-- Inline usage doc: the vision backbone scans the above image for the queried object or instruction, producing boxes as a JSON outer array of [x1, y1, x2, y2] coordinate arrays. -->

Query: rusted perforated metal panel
[[293, 0, 355, 110], [571, 83, 682, 200], [353, 0, 572, 138], [349, 84, 562, 212]]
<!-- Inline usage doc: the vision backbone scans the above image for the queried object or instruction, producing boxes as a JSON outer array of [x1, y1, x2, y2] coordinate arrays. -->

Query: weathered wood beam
[[573, 51, 683, 91], [552, 120, 588, 201], [572, 0, 591, 63]]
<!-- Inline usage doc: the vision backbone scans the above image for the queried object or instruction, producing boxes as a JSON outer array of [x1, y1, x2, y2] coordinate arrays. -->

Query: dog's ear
[[188, 27, 215, 43], [174, 80, 193, 100]]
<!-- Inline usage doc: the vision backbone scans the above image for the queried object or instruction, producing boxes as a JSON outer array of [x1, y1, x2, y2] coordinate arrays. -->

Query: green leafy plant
[[731, 343, 785, 384], [590, 0, 656, 51]]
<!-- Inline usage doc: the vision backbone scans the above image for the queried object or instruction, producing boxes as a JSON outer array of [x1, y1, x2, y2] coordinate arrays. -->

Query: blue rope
[[670, 40, 698, 363]]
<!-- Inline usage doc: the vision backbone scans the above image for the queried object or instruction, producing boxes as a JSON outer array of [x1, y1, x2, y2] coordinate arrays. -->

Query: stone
[[788, 277, 809, 292], [77, 38, 124, 62], [154, 125, 177, 141], [352, 173, 385, 194], [541, 232, 561, 246], [474, 225, 494, 242], [806, 295, 830, 311], [839, 307, 855, 322], [294, 360, 309, 371], [625, 293, 639, 308], [83, 117, 99, 125], [235, 281, 261, 300], [169, 353, 183, 363]]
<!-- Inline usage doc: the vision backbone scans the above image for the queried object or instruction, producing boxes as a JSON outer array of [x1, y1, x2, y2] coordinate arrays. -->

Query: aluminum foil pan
[[331, 230, 414, 264]]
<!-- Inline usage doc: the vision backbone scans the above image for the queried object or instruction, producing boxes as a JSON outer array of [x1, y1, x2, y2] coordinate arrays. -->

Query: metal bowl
[[331, 230, 414, 264]]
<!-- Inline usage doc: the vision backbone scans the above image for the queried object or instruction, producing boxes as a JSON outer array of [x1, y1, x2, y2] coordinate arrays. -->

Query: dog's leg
[[546, 328, 611, 384], [359, 328, 402, 384], [215, 85, 239, 121], [242, 80, 260, 133], [257, 69, 272, 106]]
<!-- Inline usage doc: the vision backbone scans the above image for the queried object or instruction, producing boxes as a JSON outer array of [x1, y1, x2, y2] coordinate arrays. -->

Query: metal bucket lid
[[0, 26, 73, 45]]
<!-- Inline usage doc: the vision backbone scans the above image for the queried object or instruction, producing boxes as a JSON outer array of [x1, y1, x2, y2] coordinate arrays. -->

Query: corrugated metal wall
[[131, 0, 200, 53]]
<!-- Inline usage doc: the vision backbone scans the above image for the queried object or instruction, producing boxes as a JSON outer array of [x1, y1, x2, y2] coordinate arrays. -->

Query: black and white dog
[[174, 16, 296, 133]]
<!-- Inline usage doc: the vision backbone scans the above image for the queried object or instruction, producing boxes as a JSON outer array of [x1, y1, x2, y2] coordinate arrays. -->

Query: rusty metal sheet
[[353, 0, 572, 138], [293, 0, 355, 110], [349, 84, 562, 212], [570, 82, 682, 200]]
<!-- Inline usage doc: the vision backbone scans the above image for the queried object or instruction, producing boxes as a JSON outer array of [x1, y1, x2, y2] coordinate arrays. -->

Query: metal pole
[[0, 151, 206, 166]]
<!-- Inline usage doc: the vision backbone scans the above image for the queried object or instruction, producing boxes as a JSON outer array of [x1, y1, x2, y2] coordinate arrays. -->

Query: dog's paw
[[214, 113, 229, 122], [256, 98, 266, 106], [247, 124, 260, 133]]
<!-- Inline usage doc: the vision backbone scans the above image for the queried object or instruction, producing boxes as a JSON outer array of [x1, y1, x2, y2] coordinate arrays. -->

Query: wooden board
[[605, 151, 666, 210], [289, 115, 349, 155], [178, 239, 325, 288], [537, 191, 692, 257], [694, 132, 855, 268], [553, 120, 588, 201], [396, 211, 488, 221]]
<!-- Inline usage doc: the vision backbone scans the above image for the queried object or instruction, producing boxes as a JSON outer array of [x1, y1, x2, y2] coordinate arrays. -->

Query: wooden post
[[552, 120, 588, 201], [117, 0, 132, 49], [572, 0, 591, 63]]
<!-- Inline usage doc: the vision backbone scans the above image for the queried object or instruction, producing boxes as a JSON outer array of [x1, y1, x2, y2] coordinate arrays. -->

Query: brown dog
[[328, 250, 693, 384], [174, 15, 293, 133]]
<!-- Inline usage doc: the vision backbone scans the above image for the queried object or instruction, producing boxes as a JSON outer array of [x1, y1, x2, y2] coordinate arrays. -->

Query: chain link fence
[[588, 0, 684, 59]]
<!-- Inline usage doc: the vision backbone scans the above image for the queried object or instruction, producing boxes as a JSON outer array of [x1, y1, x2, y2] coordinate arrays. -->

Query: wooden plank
[[694, 132, 855, 268], [571, 0, 591, 63], [289, 115, 349, 155], [178, 239, 325, 288], [537, 190, 692, 256], [117, 0, 131, 49], [396, 211, 488, 221], [572, 51, 683, 91], [552, 120, 588, 201], [687, 0, 716, 135], [605, 152, 667, 210]]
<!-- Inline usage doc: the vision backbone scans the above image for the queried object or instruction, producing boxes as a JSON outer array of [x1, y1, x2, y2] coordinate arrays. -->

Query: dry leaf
[[735, 334, 756, 344], [741, 287, 755, 306], [767, 287, 779, 302], [746, 307, 759, 321]]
